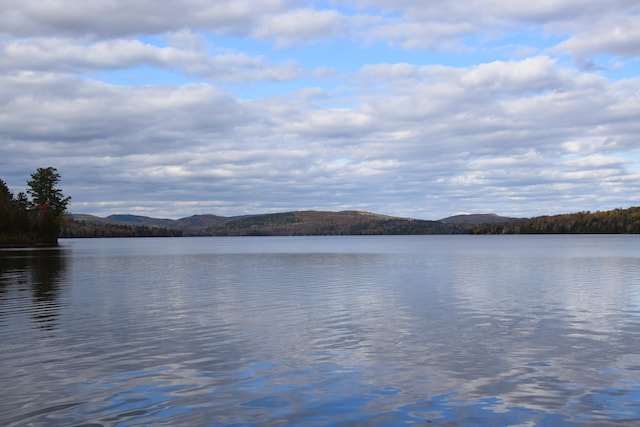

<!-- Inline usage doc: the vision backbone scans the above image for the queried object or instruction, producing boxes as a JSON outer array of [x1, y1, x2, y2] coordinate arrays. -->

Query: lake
[[1, 235, 640, 426]]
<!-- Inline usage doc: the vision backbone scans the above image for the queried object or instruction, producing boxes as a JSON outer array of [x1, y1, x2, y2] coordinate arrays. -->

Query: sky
[[1, 0, 640, 220]]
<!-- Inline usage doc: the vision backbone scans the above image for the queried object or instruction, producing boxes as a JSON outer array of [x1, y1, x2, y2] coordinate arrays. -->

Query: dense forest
[[0, 167, 71, 246], [470, 207, 640, 234], [62, 221, 183, 238]]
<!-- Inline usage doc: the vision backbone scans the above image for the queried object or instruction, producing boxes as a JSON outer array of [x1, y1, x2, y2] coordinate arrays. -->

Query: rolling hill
[[65, 210, 447, 237], [63, 206, 640, 237], [438, 213, 521, 225]]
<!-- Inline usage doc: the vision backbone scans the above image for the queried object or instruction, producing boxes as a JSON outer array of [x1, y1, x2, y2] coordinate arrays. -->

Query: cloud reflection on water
[[2, 236, 640, 425]]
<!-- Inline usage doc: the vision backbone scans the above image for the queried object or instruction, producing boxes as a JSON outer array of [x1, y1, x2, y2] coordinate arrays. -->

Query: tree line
[[470, 207, 640, 234], [61, 206, 640, 237], [0, 167, 71, 245], [61, 221, 183, 238]]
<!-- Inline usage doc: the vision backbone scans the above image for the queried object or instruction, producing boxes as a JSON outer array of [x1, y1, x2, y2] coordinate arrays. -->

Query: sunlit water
[[2, 235, 640, 426]]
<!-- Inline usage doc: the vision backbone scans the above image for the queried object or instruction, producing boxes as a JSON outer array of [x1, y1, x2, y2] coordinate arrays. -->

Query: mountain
[[71, 213, 114, 224], [105, 214, 175, 227], [215, 210, 442, 236], [439, 213, 521, 225], [66, 210, 446, 237], [172, 214, 230, 229], [65, 206, 640, 237]]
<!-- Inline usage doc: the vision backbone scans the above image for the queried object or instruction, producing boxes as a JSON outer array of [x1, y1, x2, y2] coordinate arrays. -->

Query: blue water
[[1, 235, 640, 426]]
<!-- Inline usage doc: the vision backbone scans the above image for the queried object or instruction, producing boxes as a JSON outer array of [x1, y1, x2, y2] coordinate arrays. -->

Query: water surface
[[2, 235, 640, 426]]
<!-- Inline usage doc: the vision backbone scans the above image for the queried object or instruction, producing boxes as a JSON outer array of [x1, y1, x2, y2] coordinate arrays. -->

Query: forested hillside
[[63, 211, 449, 237], [471, 207, 640, 234], [62, 206, 640, 237]]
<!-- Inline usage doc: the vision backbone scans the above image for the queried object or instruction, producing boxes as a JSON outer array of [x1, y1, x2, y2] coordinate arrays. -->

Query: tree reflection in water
[[0, 248, 68, 330]]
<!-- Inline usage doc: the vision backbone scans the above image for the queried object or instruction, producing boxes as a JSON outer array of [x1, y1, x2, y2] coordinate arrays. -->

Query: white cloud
[[554, 14, 640, 63], [354, 0, 640, 65], [0, 38, 183, 72], [2, 1, 640, 219], [4, 53, 640, 218], [0, 0, 290, 38], [363, 20, 475, 51], [252, 8, 348, 46], [0, 73, 248, 150], [459, 56, 568, 93], [0, 37, 310, 83]]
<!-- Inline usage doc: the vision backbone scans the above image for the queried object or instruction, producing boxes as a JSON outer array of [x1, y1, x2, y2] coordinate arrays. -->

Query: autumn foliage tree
[[470, 208, 640, 234]]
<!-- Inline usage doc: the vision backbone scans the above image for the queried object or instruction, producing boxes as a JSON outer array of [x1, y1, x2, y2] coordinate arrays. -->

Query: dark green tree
[[0, 181, 31, 238], [14, 192, 32, 233], [26, 167, 71, 242], [0, 178, 12, 203], [27, 167, 71, 216], [0, 179, 14, 234]]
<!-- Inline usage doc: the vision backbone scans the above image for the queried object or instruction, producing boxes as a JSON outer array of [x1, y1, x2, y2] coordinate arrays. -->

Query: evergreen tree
[[0, 179, 14, 233], [27, 167, 71, 217], [26, 167, 71, 242], [0, 179, 12, 203]]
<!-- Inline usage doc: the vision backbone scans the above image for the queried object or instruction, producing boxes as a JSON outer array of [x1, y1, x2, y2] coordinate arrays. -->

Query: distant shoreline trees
[[0, 167, 71, 246], [61, 206, 640, 237], [469, 207, 640, 234]]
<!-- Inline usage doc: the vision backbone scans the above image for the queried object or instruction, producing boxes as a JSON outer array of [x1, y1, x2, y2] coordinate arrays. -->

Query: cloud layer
[[1, 1, 640, 219]]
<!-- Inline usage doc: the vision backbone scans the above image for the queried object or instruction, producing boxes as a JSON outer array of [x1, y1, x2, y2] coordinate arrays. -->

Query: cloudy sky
[[2, 1, 640, 220]]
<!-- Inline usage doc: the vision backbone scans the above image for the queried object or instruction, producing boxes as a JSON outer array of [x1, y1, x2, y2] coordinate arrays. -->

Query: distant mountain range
[[64, 211, 519, 237], [64, 207, 640, 236], [72, 213, 228, 228], [439, 213, 521, 224], [73, 212, 518, 227]]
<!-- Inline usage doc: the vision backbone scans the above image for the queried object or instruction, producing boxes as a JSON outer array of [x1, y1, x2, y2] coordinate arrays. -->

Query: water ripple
[[3, 236, 640, 425]]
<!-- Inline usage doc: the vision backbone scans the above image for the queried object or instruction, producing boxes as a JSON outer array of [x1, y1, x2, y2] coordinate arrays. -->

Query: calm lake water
[[2, 235, 640, 426]]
